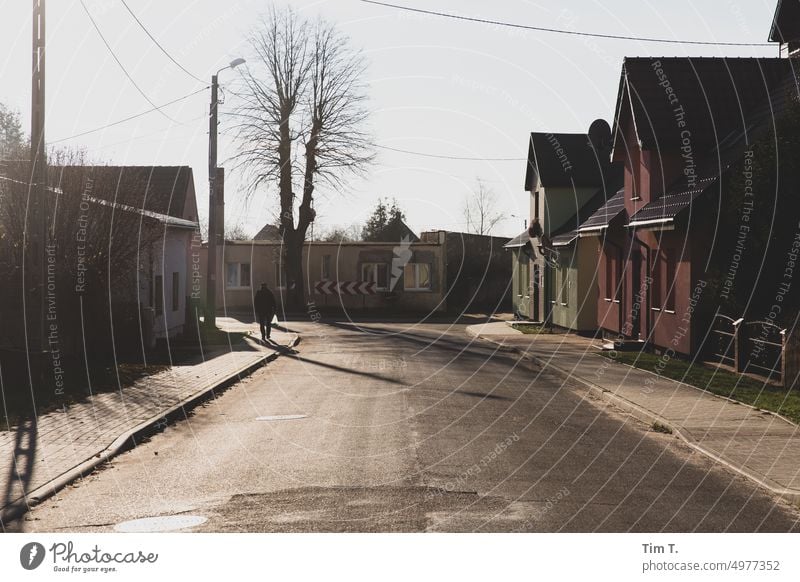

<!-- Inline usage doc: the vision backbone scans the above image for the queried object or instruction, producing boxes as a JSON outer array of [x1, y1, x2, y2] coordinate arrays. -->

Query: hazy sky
[[0, 0, 781, 238]]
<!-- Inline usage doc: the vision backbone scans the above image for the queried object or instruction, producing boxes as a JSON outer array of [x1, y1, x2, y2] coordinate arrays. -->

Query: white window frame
[[321, 254, 332, 280], [404, 262, 432, 291], [361, 262, 388, 291], [225, 262, 251, 289]]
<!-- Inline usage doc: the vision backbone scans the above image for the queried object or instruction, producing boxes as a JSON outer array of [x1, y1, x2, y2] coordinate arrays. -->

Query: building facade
[[200, 229, 512, 316], [506, 121, 618, 331]]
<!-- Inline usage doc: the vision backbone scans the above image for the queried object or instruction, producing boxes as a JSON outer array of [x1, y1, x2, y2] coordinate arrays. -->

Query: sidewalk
[[467, 321, 800, 504], [0, 317, 298, 523]]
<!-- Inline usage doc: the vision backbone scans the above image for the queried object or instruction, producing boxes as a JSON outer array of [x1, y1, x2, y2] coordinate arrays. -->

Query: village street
[[21, 319, 800, 533]]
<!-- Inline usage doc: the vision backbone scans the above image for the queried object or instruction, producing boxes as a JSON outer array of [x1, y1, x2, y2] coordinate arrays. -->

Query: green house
[[506, 121, 620, 332]]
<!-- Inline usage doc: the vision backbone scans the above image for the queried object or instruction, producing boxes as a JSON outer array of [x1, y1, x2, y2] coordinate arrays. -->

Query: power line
[[360, 0, 774, 47], [119, 0, 206, 84], [375, 144, 524, 161], [49, 87, 208, 144], [92, 114, 206, 152], [79, 0, 178, 122]]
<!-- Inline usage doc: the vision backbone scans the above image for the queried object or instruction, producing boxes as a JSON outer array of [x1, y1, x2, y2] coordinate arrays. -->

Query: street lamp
[[205, 57, 245, 329]]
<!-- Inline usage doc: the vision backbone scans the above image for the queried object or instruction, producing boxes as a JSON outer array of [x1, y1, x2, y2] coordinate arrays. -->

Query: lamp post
[[205, 57, 245, 329]]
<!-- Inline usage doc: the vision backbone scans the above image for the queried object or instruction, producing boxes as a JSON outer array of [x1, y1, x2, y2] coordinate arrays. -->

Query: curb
[[466, 328, 800, 506], [3, 335, 300, 522]]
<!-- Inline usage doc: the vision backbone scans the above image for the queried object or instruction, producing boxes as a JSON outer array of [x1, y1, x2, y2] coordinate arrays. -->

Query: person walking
[[254, 283, 276, 342]]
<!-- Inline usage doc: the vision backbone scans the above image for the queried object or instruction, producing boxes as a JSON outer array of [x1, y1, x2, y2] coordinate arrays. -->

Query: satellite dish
[[587, 119, 612, 156]]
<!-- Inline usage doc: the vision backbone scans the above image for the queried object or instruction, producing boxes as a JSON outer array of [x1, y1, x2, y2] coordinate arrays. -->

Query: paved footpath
[[0, 317, 298, 525], [467, 322, 800, 504]]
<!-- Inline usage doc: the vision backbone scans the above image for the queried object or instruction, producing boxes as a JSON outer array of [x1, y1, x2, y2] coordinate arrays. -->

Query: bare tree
[[463, 178, 503, 236], [231, 5, 373, 309], [225, 220, 251, 241], [319, 224, 361, 243]]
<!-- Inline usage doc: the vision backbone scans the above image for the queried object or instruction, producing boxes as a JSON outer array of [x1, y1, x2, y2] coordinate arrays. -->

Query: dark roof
[[551, 189, 610, 246], [705, 69, 800, 177], [612, 58, 793, 155], [52, 166, 194, 220], [627, 61, 799, 228], [0, 173, 197, 229], [525, 132, 606, 190], [551, 231, 578, 247], [254, 223, 282, 241], [548, 162, 624, 242], [769, 0, 800, 43], [504, 231, 530, 249], [577, 189, 626, 233], [628, 177, 717, 225]]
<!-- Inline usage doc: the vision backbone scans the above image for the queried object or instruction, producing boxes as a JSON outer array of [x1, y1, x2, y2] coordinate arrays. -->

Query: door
[[532, 262, 540, 322], [630, 250, 641, 340], [515, 250, 531, 319]]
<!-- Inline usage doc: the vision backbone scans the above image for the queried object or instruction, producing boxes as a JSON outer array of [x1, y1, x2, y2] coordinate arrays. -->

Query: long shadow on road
[[280, 352, 409, 386], [323, 321, 537, 371]]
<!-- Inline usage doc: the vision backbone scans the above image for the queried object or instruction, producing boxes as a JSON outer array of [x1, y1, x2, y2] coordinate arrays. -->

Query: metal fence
[[706, 314, 786, 385], [706, 314, 737, 368], [741, 320, 783, 382]]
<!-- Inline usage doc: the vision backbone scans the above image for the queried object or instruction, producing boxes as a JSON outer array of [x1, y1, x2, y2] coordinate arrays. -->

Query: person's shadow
[[261, 337, 298, 355], [0, 416, 38, 532]]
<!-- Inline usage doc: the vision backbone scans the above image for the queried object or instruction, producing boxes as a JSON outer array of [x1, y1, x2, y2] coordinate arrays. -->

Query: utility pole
[[27, 0, 48, 368], [204, 58, 244, 329], [205, 73, 219, 329]]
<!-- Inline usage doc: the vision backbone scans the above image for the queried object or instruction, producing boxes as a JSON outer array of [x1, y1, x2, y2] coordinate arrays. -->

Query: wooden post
[[733, 317, 745, 373], [781, 328, 799, 390]]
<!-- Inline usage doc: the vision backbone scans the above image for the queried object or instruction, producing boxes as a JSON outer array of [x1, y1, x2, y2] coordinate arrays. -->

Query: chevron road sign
[[314, 281, 377, 295]]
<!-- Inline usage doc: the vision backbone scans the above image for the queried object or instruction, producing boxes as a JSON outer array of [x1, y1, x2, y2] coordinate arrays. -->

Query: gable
[[769, 0, 800, 43], [526, 132, 606, 189]]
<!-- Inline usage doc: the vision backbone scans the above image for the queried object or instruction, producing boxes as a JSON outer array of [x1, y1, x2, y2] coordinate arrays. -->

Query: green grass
[[511, 322, 553, 335], [601, 351, 800, 425]]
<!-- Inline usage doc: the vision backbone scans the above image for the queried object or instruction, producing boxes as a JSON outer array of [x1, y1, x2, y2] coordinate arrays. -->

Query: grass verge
[[600, 351, 800, 425], [511, 322, 553, 335]]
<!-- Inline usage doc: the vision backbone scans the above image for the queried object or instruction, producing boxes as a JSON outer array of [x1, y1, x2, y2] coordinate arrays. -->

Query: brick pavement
[[0, 317, 297, 522], [467, 321, 800, 502]]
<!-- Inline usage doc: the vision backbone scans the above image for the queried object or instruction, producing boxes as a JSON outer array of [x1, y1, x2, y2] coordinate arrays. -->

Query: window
[[321, 255, 332, 280], [559, 264, 569, 306], [362, 263, 388, 290], [154, 275, 163, 316], [404, 263, 431, 291], [605, 247, 622, 302], [665, 250, 676, 312], [172, 272, 180, 312], [533, 191, 540, 219], [226, 262, 251, 288], [519, 257, 531, 298], [651, 253, 662, 310]]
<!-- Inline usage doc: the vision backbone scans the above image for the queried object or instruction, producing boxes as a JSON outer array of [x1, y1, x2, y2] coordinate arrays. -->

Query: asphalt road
[[21, 319, 800, 532]]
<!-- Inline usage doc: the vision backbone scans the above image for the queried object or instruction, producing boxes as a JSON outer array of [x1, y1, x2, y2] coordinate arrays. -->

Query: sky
[[0, 0, 782, 239]]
